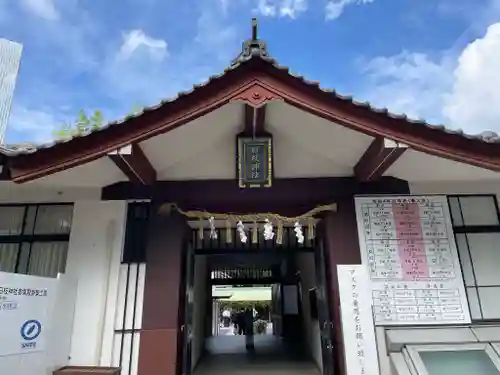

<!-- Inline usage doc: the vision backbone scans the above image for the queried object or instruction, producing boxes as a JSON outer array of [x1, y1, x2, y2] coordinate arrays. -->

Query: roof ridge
[[3, 18, 500, 157]]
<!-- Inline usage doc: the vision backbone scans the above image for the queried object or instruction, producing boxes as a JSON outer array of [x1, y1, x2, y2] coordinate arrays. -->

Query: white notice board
[[354, 195, 471, 326], [338, 265, 379, 375], [0, 272, 56, 356]]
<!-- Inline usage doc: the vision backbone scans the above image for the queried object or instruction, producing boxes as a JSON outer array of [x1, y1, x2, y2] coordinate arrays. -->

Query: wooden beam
[[108, 144, 156, 185], [354, 138, 408, 182], [101, 176, 410, 215], [243, 104, 266, 136]]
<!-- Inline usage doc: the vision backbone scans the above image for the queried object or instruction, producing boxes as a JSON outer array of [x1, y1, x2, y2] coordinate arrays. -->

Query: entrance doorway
[[178, 224, 335, 375]]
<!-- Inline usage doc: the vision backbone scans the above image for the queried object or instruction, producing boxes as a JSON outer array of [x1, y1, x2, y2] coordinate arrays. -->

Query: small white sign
[[0, 272, 57, 356], [338, 265, 380, 375]]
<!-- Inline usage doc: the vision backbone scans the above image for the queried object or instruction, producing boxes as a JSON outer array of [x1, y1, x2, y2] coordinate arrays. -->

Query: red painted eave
[[7, 57, 500, 184]]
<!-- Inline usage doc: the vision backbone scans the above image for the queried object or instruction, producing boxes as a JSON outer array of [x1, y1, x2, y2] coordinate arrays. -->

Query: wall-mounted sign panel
[[0, 272, 57, 356], [338, 264, 380, 375], [237, 136, 273, 188], [354, 195, 471, 326]]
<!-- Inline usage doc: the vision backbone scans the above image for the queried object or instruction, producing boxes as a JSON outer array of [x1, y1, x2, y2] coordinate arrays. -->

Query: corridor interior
[[186, 250, 326, 375]]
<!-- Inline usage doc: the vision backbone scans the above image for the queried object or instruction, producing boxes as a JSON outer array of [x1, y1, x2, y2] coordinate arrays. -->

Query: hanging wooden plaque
[[237, 136, 273, 188]]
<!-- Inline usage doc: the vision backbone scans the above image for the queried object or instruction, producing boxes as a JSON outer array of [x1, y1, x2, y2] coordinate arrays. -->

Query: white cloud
[[443, 23, 500, 131], [255, 0, 308, 19], [325, 0, 374, 21], [360, 22, 500, 134], [20, 0, 59, 20], [118, 29, 168, 61], [3, 0, 244, 143], [257, 0, 277, 17], [7, 105, 66, 143], [102, 30, 170, 103], [254, 0, 373, 20], [102, 7, 237, 107], [361, 52, 454, 123]]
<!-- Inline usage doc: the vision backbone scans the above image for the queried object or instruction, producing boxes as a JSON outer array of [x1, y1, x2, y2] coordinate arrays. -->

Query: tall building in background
[[0, 38, 22, 144]]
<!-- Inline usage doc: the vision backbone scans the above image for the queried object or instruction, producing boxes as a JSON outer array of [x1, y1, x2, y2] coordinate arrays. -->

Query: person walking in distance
[[236, 309, 246, 335], [244, 308, 255, 351], [222, 308, 231, 327]]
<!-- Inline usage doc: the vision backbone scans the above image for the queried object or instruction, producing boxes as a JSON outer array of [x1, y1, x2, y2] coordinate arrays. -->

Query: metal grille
[[211, 266, 273, 280], [112, 263, 146, 375]]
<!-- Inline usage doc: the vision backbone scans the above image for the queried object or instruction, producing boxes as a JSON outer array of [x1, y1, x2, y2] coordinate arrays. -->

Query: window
[[0, 204, 73, 278], [400, 344, 500, 375], [448, 195, 500, 320], [122, 202, 150, 264]]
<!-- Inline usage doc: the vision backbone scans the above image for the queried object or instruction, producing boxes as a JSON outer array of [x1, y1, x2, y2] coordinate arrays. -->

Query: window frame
[[122, 202, 150, 264], [0, 202, 73, 275], [448, 194, 500, 321], [391, 352, 417, 375], [403, 343, 500, 375]]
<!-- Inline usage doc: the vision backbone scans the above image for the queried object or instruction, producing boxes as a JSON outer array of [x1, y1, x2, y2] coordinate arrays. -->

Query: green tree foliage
[[52, 109, 105, 139], [52, 104, 143, 140], [90, 110, 104, 130], [127, 103, 144, 117], [219, 300, 270, 311]]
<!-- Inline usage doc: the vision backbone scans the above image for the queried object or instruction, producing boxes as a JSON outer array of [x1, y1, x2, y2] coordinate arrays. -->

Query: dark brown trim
[[101, 177, 410, 215], [242, 104, 266, 136], [354, 137, 407, 182], [9, 72, 256, 183], [138, 207, 190, 375], [244, 104, 253, 135], [10, 58, 500, 183], [0, 154, 11, 181], [108, 144, 156, 185], [322, 203, 362, 375]]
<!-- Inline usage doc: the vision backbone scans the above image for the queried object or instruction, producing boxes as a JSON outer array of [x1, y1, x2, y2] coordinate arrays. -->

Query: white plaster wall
[[0, 183, 101, 203], [65, 200, 127, 366], [297, 252, 322, 371], [46, 274, 79, 372]]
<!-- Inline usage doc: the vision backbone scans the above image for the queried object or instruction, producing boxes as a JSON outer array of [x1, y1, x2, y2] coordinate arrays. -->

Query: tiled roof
[[3, 21, 500, 157]]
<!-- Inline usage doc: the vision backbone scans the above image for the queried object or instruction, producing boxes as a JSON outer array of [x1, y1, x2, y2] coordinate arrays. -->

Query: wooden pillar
[[137, 206, 190, 375], [323, 179, 409, 374], [323, 198, 361, 375]]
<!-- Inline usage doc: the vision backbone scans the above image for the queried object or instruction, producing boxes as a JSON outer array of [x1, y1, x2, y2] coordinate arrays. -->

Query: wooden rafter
[[243, 103, 266, 136], [354, 137, 408, 182], [108, 144, 156, 185]]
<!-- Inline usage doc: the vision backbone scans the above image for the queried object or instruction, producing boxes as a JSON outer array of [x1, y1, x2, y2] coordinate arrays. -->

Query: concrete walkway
[[195, 334, 320, 375]]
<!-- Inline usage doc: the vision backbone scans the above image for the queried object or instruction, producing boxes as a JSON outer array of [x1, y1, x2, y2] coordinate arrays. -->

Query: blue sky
[[1, 0, 500, 144]]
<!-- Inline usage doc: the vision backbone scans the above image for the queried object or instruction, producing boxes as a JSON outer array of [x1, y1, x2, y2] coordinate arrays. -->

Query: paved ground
[[195, 330, 320, 375]]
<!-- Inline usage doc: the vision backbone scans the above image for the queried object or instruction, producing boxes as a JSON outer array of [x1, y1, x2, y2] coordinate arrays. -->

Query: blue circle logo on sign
[[20, 320, 42, 341]]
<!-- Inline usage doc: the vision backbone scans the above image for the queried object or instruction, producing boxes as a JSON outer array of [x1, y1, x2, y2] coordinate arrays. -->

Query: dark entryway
[[178, 225, 336, 375]]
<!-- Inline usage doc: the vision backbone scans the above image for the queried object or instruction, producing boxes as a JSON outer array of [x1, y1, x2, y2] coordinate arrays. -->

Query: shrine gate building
[[1, 19, 500, 375]]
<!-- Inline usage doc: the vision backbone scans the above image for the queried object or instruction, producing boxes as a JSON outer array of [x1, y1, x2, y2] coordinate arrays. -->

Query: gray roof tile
[[4, 24, 499, 157]]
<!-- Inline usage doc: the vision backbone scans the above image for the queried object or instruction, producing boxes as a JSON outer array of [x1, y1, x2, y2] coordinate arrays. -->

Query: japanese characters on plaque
[[338, 265, 379, 375], [237, 136, 273, 188], [354, 196, 471, 326]]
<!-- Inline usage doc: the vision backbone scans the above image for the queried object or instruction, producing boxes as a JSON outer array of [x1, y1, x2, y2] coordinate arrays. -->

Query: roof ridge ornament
[[231, 18, 271, 66]]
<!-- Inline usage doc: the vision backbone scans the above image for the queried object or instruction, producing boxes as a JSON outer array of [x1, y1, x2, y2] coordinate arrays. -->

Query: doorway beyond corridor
[[179, 225, 336, 375]]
